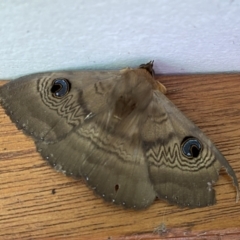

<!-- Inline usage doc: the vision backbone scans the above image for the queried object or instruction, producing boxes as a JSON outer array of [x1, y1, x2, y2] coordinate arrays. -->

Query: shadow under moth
[[0, 61, 239, 209]]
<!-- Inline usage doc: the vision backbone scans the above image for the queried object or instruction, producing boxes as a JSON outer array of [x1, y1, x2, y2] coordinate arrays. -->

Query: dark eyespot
[[51, 78, 71, 98], [181, 137, 202, 158], [115, 184, 119, 192]]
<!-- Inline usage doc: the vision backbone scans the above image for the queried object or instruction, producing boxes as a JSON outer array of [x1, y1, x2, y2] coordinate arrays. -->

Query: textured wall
[[0, 0, 240, 79]]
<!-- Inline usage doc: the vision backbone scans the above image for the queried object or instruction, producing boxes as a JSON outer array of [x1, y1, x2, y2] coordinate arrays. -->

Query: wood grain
[[0, 73, 240, 240]]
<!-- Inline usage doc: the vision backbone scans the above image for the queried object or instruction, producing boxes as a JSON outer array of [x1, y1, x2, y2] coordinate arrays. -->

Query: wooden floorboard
[[0, 73, 240, 239]]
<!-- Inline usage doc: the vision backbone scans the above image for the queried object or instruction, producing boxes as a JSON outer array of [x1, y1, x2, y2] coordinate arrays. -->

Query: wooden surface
[[0, 73, 240, 240]]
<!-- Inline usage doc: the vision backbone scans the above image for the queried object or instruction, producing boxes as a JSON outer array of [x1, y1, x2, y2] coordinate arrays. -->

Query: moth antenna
[[139, 61, 155, 76]]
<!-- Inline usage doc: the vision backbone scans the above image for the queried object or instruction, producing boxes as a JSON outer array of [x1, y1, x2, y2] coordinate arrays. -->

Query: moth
[[0, 61, 239, 209]]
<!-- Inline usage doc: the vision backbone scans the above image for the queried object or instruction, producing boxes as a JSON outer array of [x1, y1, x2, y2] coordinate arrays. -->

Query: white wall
[[0, 0, 240, 79]]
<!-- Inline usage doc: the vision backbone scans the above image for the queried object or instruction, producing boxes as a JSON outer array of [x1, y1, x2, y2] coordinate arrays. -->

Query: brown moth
[[0, 61, 239, 209]]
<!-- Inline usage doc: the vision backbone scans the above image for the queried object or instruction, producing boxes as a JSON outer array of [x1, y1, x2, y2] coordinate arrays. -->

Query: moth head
[[181, 137, 202, 159], [138, 61, 167, 94], [139, 61, 155, 76], [51, 78, 71, 98]]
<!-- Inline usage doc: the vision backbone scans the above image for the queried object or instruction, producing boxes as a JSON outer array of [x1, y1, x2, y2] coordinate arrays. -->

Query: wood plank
[[0, 73, 240, 239]]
